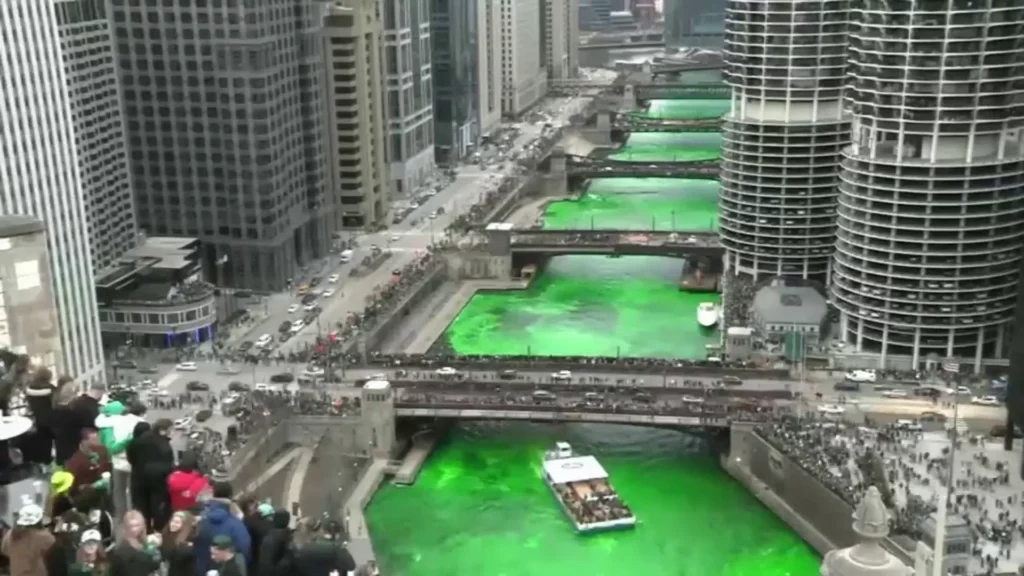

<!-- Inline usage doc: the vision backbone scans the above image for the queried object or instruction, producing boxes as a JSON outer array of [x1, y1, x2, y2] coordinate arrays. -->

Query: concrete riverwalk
[[405, 279, 531, 353], [344, 458, 388, 565]]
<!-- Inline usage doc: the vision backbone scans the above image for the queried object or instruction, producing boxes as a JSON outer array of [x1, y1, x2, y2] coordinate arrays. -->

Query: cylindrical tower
[[832, 0, 1024, 369], [720, 0, 850, 284]]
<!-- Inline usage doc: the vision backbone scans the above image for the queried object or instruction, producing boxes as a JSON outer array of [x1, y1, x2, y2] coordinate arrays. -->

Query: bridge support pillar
[[361, 380, 396, 459], [623, 84, 637, 110], [542, 146, 569, 198]]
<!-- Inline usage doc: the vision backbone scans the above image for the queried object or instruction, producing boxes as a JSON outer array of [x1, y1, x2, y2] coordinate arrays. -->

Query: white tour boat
[[541, 442, 637, 533], [697, 302, 719, 328]]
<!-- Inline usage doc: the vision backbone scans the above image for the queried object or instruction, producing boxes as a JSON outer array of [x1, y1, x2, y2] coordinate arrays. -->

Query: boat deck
[[553, 479, 635, 528]]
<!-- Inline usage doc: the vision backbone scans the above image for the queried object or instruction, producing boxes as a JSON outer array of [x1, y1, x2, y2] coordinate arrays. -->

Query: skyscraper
[[664, 0, 726, 48], [323, 0, 390, 228], [477, 0, 502, 137], [0, 1, 106, 383], [832, 0, 1024, 368], [720, 0, 850, 283], [56, 0, 137, 272], [381, 0, 435, 194], [499, 0, 548, 116], [543, 0, 580, 81], [111, 0, 330, 290], [431, 0, 481, 163]]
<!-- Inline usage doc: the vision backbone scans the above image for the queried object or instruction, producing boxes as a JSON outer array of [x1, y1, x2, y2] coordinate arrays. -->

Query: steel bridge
[[565, 155, 719, 179], [614, 115, 722, 133], [635, 83, 731, 101], [509, 230, 723, 256]]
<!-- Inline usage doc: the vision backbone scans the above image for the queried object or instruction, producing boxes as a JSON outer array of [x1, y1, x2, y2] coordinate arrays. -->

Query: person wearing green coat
[[93, 401, 144, 456]]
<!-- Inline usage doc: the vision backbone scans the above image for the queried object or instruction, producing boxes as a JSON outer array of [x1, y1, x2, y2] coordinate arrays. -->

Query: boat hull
[[697, 305, 719, 328], [543, 476, 637, 533]]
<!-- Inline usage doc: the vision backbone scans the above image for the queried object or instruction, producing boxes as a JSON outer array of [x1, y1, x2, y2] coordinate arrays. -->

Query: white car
[[173, 417, 192, 430], [817, 404, 846, 415], [390, 234, 400, 242], [304, 367, 325, 377], [290, 320, 305, 333], [882, 389, 908, 399], [138, 379, 154, 387], [972, 396, 1001, 406], [681, 395, 704, 404], [435, 367, 459, 377], [845, 370, 877, 383], [304, 303, 318, 312], [322, 289, 336, 298], [175, 362, 198, 372], [895, 419, 922, 431], [552, 370, 572, 381], [287, 304, 300, 313], [254, 383, 269, 392], [328, 274, 340, 283], [255, 334, 273, 347]]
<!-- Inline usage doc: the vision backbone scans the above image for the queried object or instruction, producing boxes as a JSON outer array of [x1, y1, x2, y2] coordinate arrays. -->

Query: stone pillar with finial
[[820, 486, 912, 576]]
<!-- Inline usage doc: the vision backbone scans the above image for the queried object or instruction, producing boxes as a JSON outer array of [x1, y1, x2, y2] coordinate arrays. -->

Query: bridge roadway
[[508, 229, 721, 256], [614, 116, 721, 133], [565, 156, 718, 179], [393, 389, 1009, 427]]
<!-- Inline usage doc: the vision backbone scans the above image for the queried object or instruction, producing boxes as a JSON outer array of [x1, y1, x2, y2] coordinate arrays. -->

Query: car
[[301, 294, 318, 305], [304, 303, 318, 312], [255, 334, 273, 347], [303, 367, 325, 377], [972, 395, 1001, 406], [989, 424, 1023, 439], [322, 289, 336, 298], [185, 381, 210, 392], [115, 360, 138, 369], [137, 366, 158, 375], [919, 411, 947, 423], [913, 387, 942, 398], [137, 378, 154, 387], [175, 362, 198, 372], [498, 370, 518, 380], [228, 381, 250, 393], [254, 383, 269, 392], [882, 389, 908, 399], [845, 370, 877, 383], [390, 234, 400, 242], [392, 269, 402, 276], [290, 320, 305, 333], [328, 274, 340, 283], [435, 367, 459, 377], [287, 304, 300, 313], [270, 373, 295, 384], [954, 386, 972, 396], [238, 341, 254, 352], [834, 381, 860, 392], [216, 365, 241, 376], [817, 404, 845, 415], [195, 409, 213, 423], [681, 395, 704, 404], [173, 417, 193, 430], [895, 419, 922, 431], [552, 370, 572, 381]]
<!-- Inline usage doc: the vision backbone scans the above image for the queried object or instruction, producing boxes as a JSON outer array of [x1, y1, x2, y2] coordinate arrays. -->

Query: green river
[[367, 422, 820, 576], [388, 98, 818, 576]]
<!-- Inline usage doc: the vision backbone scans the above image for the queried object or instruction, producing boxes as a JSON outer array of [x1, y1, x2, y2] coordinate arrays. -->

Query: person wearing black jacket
[[21, 368, 56, 465], [292, 519, 356, 576], [130, 419, 176, 530], [125, 421, 152, 518], [240, 498, 272, 575], [161, 511, 196, 576], [257, 509, 293, 576], [54, 381, 104, 465]]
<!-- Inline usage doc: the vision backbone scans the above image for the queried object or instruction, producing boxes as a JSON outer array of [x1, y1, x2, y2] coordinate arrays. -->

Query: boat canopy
[[543, 456, 608, 484]]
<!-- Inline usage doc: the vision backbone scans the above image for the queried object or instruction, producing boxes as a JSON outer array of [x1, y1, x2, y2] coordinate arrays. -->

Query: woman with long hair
[[0, 503, 56, 576], [162, 511, 196, 576], [108, 510, 160, 576], [69, 529, 108, 576]]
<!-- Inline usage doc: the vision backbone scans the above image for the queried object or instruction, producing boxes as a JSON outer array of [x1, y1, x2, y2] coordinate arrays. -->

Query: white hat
[[16, 503, 43, 526], [80, 529, 102, 544]]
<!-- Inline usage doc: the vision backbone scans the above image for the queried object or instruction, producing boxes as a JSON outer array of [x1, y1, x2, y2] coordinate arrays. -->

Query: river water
[[366, 422, 820, 576], [377, 99, 820, 575]]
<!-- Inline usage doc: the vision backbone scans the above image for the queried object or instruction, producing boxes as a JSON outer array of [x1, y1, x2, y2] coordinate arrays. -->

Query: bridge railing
[[390, 380, 794, 400], [367, 354, 792, 378], [393, 401, 781, 423]]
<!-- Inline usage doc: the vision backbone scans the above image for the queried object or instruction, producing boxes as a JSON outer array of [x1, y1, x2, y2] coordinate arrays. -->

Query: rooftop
[[751, 283, 827, 326], [544, 455, 609, 484], [364, 379, 390, 390], [96, 236, 199, 289]]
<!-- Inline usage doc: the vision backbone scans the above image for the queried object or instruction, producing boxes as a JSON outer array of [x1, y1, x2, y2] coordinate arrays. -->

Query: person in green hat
[[209, 534, 247, 576]]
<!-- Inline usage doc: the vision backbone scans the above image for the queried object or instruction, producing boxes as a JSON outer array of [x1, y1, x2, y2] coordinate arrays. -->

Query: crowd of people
[[554, 481, 634, 527], [0, 352, 371, 576]]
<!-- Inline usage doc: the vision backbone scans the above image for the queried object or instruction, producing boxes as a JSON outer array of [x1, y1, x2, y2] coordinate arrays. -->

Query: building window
[[14, 261, 40, 290]]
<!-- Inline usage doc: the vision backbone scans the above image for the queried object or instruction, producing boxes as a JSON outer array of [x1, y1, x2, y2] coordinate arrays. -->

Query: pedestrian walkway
[[344, 458, 388, 565], [405, 279, 530, 354]]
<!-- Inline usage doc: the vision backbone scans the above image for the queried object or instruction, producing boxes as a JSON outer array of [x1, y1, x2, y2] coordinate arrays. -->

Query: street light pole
[[932, 356, 961, 576]]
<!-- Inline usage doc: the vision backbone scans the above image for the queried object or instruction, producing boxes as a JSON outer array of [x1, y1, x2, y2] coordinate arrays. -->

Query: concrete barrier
[[376, 358, 791, 379]]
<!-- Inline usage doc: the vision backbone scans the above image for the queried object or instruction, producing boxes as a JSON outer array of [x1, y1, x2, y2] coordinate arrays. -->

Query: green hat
[[212, 534, 235, 550], [102, 401, 125, 416]]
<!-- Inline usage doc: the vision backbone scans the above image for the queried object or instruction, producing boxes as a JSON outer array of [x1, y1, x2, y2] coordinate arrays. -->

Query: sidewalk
[[344, 459, 388, 565]]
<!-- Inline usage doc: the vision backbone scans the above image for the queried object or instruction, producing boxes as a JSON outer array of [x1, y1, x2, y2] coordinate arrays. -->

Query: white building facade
[[542, 0, 578, 80], [0, 1, 106, 384], [499, 0, 548, 117], [381, 0, 435, 195]]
